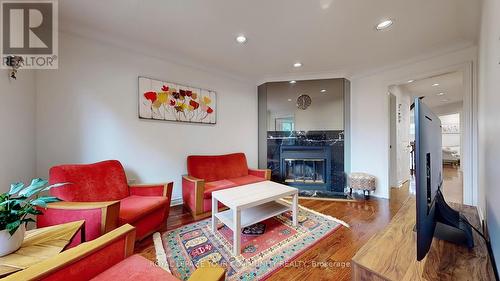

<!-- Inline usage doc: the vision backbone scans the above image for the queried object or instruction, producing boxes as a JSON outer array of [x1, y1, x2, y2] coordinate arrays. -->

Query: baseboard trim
[[170, 197, 183, 207]]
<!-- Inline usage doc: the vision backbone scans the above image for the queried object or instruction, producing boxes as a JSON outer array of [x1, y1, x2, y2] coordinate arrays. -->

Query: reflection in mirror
[[266, 79, 344, 131], [275, 117, 295, 131]]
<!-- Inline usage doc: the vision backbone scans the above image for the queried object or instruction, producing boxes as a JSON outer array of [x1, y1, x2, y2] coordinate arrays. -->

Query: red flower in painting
[[189, 100, 199, 110], [179, 89, 186, 97], [186, 90, 192, 97], [144, 91, 157, 103], [170, 99, 176, 106], [207, 107, 214, 114], [161, 85, 169, 91], [172, 92, 180, 99]]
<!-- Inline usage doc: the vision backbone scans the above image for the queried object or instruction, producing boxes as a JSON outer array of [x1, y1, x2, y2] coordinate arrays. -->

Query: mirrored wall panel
[[258, 78, 350, 198]]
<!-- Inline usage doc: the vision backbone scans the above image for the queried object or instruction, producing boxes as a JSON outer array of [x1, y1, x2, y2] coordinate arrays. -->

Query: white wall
[[440, 113, 461, 148], [478, 0, 500, 270], [350, 47, 477, 198], [0, 70, 36, 193], [35, 33, 258, 203]]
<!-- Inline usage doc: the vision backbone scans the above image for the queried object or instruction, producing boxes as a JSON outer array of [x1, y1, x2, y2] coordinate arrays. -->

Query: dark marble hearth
[[298, 190, 352, 200]]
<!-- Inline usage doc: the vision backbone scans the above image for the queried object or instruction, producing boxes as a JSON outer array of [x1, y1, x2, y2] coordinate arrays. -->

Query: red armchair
[[37, 160, 173, 243], [182, 153, 270, 219], [5, 224, 226, 281]]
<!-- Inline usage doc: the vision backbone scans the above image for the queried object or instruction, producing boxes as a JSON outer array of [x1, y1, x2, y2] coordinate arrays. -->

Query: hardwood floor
[[135, 185, 412, 281], [135, 166, 465, 280], [441, 165, 463, 203], [408, 164, 463, 204]]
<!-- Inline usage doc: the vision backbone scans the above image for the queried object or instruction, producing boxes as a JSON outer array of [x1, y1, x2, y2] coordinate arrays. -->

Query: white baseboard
[[170, 197, 183, 207], [477, 206, 485, 223]]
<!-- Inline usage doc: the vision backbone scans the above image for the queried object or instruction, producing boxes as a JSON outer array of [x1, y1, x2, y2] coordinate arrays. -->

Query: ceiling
[[400, 71, 464, 109], [59, 0, 481, 81]]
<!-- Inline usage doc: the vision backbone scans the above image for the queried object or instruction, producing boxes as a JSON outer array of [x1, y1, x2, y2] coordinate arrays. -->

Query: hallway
[[441, 165, 463, 204], [408, 165, 463, 204]]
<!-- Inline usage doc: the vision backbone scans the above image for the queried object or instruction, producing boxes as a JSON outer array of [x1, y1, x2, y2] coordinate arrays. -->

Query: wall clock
[[296, 94, 312, 110]]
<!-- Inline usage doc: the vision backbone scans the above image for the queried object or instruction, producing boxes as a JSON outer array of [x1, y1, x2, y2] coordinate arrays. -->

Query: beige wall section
[[0, 70, 36, 193]]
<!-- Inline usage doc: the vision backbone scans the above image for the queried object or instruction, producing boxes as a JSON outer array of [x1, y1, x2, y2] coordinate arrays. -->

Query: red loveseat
[[37, 160, 173, 244], [182, 153, 270, 218]]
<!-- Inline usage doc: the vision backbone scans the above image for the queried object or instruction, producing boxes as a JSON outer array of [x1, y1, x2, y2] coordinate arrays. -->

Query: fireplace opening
[[279, 145, 332, 191], [284, 159, 325, 184]]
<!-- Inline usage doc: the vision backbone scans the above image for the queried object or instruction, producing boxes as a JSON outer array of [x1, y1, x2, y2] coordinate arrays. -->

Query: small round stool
[[348, 172, 376, 199]]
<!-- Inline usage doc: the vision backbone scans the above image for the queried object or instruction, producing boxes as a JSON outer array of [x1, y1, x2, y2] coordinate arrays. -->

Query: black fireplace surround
[[267, 130, 345, 193]]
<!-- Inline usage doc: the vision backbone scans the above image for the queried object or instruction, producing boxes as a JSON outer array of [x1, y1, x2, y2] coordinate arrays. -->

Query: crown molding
[[58, 19, 257, 85]]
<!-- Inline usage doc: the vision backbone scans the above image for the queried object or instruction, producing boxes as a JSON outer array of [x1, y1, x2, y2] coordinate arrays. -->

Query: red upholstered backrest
[[187, 153, 249, 182], [40, 234, 127, 281], [49, 160, 129, 202]]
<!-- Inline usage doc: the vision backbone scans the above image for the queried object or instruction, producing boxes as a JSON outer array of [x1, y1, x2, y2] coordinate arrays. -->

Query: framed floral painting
[[138, 76, 217, 124]]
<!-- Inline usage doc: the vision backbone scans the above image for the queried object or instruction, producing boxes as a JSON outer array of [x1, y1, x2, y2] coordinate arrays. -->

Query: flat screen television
[[414, 98, 474, 261]]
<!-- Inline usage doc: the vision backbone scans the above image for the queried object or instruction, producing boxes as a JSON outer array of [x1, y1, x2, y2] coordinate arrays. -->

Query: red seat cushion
[[119, 195, 169, 224], [203, 180, 237, 199], [228, 175, 266, 186], [90, 254, 178, 281]]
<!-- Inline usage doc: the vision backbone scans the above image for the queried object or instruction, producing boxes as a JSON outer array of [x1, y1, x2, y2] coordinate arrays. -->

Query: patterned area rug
[[155, 203, 348, 281]]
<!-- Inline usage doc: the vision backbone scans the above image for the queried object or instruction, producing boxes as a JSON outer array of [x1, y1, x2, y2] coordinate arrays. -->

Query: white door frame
[[388, 93, 398, 188], [388, 61, 476, 205]]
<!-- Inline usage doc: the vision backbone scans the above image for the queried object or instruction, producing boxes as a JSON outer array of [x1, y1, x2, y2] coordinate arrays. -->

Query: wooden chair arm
[[45, 201, 119, 210], [248, 168, 271, 180], [129, 182, 174, 197], [182, 175, 205, 183], [43, 201, 120, 235], [187, 261, 226, 281], [182, 175, 205, 216]]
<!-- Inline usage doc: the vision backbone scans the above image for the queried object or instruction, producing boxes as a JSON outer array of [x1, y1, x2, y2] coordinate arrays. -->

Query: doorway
[[389, 70, 466, 203]]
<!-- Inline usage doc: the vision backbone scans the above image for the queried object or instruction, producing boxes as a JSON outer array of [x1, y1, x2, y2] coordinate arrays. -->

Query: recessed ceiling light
[[432, 83, 440, 87], [437, 92, 445, 96], [293, 62, 302, 68], [235, 35, 247, 44], [407, 80, 415, 83], [290, 80, 297, 84], [376, 19, 393, 30], [320, 89, 327, 93], [287, 99, 292, 102]]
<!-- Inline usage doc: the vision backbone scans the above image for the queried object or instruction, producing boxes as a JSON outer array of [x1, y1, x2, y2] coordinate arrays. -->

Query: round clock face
[[296, 94, 312, 110]]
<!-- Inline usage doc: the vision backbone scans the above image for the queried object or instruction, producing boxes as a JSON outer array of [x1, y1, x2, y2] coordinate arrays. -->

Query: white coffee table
[[211, 181, 298, 256]]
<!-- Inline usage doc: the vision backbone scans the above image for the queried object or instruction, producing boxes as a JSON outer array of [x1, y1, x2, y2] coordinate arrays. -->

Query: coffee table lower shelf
[[214, 201, 290, 229], [211, 181, 299, 256]]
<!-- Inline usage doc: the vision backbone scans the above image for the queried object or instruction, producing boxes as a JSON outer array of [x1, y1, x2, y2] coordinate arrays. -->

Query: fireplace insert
[[284, 159, 326, 184], [280, 146, 332, 191]]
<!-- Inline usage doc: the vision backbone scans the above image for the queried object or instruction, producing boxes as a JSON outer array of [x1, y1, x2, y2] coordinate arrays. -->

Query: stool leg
[[350, 188, 352, 197], [364, 190, 369, 199]]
